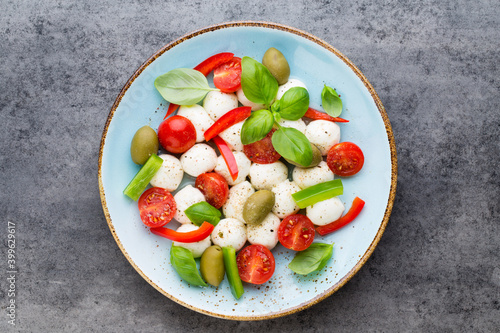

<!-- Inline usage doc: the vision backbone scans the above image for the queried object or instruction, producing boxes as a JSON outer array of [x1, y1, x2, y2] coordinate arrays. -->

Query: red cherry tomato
[[138, 187, 176, 228], [327, 142, 365, 177], [213, 57, 242, 93], [195, 172, 229, 209], [277, 214, 315, 251], [157, 115, 196, 154], [243, 129, 281, 164], [236, 244, 275, 284]]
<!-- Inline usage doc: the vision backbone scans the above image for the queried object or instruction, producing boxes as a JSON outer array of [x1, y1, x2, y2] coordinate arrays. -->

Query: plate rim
[[98, 20, 398, 321]]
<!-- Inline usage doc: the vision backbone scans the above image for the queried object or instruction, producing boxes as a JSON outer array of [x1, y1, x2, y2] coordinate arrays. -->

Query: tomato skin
[[138, 187, 176, 228], [278, 214, 315, 251], [236, 244, 275, 284], [213, 57, 242, 93], [195, 172, 229, 209], [243, 129, 281, 164], [157, 115, 196, 154], [326, 142, 365, 177]]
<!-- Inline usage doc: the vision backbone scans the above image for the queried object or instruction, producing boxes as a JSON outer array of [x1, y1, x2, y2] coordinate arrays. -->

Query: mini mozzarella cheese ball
[[223, 181, 255, 223], [305, 120, 341, 155], [219, 121, 244, 152], [211, 218, 247, 251], [180, 143, 217, 177], [246, 213, 281, 250], [236, 88, 266, 111], [293, 161, 335, 189], [306, 197, 345, 226], [173, 185, 205, 224], [149, 154, 184, 191], [215, 152, 251, 186], [203, 91, 239, 121], [173, 224, 211, 258], [249, 161, 288, 191], [177, 105, 214, 143], [271, 180, 301, 219], [277, 118, 307, 134], [276, 78, 308, 100]]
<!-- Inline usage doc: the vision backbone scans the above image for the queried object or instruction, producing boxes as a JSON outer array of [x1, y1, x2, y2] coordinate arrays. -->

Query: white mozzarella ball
[[249, 161, 288, 191], [219, 121, 244, 152], [246, 213, 281, 250], [180, 144, 217, 177], [177, 105, 214, 143], [211, 218, 247, 251], [203, 91, 238, 121], [236, 88, 266, 111], [149, 154, 183, 191], [306, 197, 345, 226], [278, 118, 307, 134], [276, 79, 308, 100], [215, 152, 251, 186], [173, 224, 211, 258], [305, 120, 341, 155], [173, 185, 205, 224], [222, 181, 255, 223], [271, 180, 301, 219], [292, 161, 335, 189]]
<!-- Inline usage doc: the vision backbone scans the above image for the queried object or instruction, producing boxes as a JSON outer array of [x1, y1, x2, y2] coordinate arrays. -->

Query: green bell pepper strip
[[222, 246, 244, 300], [291, 179, 343, 209], [123, 153, 163, 201]]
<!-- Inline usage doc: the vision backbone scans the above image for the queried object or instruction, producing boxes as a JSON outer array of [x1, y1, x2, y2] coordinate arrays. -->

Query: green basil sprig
[[288, 243, 334, 275], [184, 202, 221, 227], [321, 85, 343, 117], [154, 68, 217, 105], [271, 127, 313, 167], [170, 245, 207, 287], [241, 109, 274, 145], [241, 56, 278, 105], [274, 87, 309, 120]]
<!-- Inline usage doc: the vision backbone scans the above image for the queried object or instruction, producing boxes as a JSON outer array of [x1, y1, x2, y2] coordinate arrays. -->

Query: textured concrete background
[[1, 0, 499, 332]]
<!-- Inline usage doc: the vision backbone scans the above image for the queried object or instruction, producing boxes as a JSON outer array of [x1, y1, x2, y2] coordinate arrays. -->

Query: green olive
[[285, 144, 322, 168], [262, 47, 290, 85], [243, 190, 275, 225], [130, 126, 159, 165], [200, 245, 225, 287]]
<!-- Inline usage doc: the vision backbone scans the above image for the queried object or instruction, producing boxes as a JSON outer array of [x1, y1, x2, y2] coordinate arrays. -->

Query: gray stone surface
[[1, 0, 499, 332]]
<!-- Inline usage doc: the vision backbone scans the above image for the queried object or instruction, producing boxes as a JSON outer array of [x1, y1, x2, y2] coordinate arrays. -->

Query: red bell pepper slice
[[304, 107, 349, 123], [212, 135, 238, 181], [164, 52, 235, 119], [194, 52, 235, 76], [204, 106, 251, 142], [150, 222, 214, 243], [316, 197, 365, 236]]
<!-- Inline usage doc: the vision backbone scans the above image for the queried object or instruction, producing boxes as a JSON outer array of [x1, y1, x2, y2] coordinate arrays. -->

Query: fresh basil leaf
[[184, 201, 221, 226], [241, 57, 278, 105], [288, 243, 334, 275], [241, 109, 274, 145], [154, 68, 217, 105], [321, 85, 343, 117], [170, 245, 207, 287], [276, 87, 310, 120], [271, 127, 312, 167]]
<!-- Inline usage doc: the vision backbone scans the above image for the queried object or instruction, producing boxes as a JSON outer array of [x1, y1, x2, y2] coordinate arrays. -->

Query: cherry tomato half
[[236, 244, 275, 284], [243, 129, 281, 164], [195, 172, 229, 209], [326, 142, 365, 177], [277, 214, 315, 251], [213, 57, 242, 93], [157, 115, 196, 154], [138, 187, 176, 228]]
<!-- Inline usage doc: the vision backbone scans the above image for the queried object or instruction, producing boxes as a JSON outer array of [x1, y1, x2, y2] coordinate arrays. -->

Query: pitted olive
[[262, 47, 290, 85], [130, 125, 159, 165], [200, 245, 225, 287], [243, 190, 275, 225]]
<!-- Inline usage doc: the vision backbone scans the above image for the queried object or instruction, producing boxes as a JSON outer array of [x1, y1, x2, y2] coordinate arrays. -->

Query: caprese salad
[[123, 48, 366, 299]]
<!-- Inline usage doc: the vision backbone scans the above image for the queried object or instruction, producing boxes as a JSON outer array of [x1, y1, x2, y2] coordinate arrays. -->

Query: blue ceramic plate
[[98, 22, 397, 320]]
